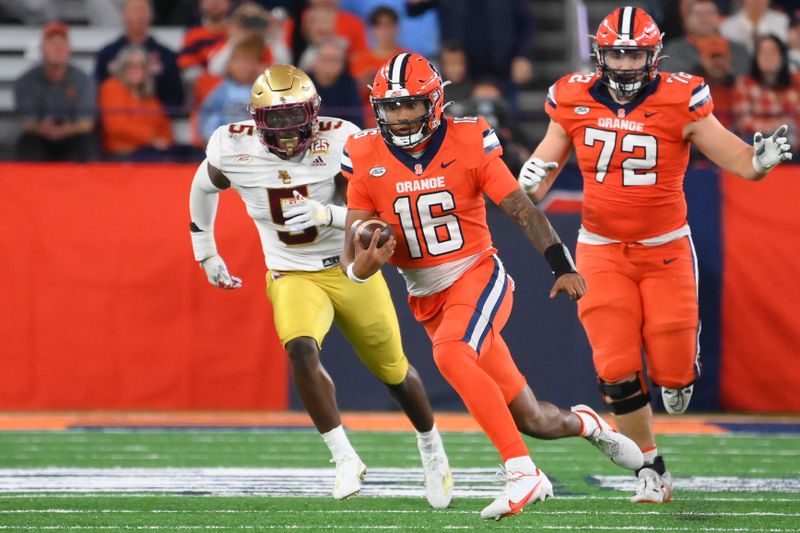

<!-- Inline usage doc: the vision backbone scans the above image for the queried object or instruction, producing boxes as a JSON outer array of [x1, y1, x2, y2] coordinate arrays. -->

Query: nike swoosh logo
[[508, 474, 543, 514], [441, 159, 456, 168], [644, 112, 657, 118], [663, 258, 678, 264]]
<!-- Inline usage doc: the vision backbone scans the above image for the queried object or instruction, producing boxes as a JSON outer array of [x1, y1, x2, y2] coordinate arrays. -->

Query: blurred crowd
[[5, 0, 800, 167]]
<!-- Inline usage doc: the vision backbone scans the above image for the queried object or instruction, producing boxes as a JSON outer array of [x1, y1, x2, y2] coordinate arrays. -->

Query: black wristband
[[544, 243, 578, 279]]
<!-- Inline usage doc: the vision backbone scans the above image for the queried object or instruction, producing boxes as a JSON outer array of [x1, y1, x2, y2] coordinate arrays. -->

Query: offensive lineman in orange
[[518, 7, 793, 503], [339, 52, 644, 520]]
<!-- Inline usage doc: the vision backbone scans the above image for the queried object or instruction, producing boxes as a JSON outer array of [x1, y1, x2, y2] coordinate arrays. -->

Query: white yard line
[[0, 468, 798, 496], [0, 509, 799, 517]]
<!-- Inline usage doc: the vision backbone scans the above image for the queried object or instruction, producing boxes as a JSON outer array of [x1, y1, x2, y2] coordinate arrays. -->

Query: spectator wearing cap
[[95, 0, 184, 112], [721, 0, 789, 53], [733, 34, 800, 147], [13, 22, 97, 161], [695, 35, 738, 127], [663, 0, 750, 78], [98, 44, 173, 159]]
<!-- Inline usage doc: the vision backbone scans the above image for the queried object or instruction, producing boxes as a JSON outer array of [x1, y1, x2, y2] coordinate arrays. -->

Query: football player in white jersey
[[188, 65, 452, 507]]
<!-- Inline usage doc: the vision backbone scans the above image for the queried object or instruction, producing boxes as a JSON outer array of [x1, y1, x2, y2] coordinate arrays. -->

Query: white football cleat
[[332, 455, 367, 500], [631, 465, 673, 503], [419, 446, 453, 509], [480, 466, 553, 520], [572, 404, 644, 470], [662, 385, 693, 415]]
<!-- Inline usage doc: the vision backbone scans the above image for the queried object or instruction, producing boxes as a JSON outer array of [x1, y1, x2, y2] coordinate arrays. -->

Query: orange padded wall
[[720, 165, 800, 412], [0, 163, 288, 409]]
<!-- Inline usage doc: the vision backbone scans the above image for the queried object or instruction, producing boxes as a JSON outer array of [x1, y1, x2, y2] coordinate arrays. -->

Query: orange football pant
[[410, 254, 528, 461], [576, 237, 701, 389]]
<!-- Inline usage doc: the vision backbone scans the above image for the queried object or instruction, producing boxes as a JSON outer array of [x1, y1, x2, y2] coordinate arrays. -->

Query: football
[[353, 218, 395, 249]]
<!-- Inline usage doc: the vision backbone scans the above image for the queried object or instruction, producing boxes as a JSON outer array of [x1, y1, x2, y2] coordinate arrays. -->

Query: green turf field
[[0, 429, 798, 530]]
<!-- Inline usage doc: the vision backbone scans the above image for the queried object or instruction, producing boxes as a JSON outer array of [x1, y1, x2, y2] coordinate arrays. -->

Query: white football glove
[[283, 190, 332, 231], [519, 157, 559, 194], [200, 254, 242, 289], [752, 124, 793, 174]]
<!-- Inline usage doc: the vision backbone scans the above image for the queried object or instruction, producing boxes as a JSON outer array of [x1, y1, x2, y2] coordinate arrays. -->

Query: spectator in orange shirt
[[350, 6, 405, 88], [734, 34, 800, 147], [99, 44, 173, 159], [348, 6, 405, 127], [178, 0, 232, 80], [95, 0, 184, 112]]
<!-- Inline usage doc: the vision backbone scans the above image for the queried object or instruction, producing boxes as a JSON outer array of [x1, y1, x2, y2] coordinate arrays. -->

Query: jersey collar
[[385, 119, 448, 174], [590, 74, 661, 116]]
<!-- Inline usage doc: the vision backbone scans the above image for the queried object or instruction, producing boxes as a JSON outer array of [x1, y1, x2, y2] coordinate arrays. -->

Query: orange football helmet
[[370, 53, 445, 148], [593, 6, 663, 98]]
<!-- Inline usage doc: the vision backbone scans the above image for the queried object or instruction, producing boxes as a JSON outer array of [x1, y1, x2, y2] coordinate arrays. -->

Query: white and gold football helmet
[[248, 64, 321, 158]]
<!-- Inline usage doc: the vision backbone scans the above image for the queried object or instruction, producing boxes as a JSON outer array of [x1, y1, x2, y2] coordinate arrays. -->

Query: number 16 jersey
[[546, 72, 713, 243], [343, 117, 520, 279]]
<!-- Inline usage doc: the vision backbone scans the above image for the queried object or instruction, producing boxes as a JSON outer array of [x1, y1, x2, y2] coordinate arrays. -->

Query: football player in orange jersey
[[189, 65, 453, 507], [339, 52, 644, 520], [518, 6, 793, 504]]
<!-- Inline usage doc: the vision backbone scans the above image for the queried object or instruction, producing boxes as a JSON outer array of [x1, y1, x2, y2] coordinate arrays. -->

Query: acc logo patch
[[235, 154, 252, 164], [369, 166, 387, 177], [574, 106, 590, 115]]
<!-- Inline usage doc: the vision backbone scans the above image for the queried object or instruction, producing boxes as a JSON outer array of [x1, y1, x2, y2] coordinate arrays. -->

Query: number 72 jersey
[[546, 71, 714, 243]]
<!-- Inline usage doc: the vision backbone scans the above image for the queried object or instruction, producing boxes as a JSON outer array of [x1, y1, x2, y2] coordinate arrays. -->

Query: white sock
[[416, 423, 443, 455], [321, 425, 357, 463], [571, 407, 601, 438], [505, 455, 536, 474]]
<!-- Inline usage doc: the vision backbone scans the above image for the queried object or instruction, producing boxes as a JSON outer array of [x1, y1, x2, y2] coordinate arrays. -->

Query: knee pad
[[598, 372, 651, 415]]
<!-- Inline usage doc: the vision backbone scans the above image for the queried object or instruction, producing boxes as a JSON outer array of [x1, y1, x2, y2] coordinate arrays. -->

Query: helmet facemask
[[594, 44, 661, 99], [372, 95, 437, 148], [249, 98, 320, 159]]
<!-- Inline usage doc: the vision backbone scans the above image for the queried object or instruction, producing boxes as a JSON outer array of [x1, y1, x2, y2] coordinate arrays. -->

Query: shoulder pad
[[344, 128, 382, 159], [549, 72, 597, 107]]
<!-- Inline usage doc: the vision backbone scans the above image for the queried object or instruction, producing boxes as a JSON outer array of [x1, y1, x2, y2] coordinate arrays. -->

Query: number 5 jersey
[[205, 117, 360, 272]]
